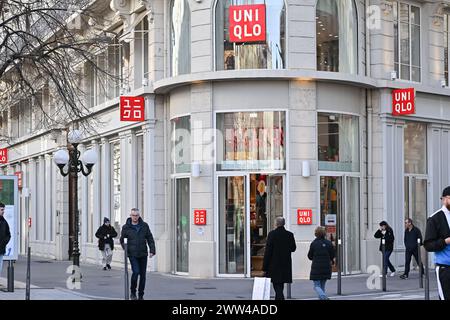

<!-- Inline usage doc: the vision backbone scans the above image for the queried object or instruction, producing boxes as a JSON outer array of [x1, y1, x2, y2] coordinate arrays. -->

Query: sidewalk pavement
[[0, 255, 439, 300]]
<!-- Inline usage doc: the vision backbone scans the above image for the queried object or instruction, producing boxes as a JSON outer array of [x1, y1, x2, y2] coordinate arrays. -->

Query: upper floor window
[[135, 16, 149, 88], [215, 0, 286, 70], [316, 0, 358, 74], [394, 2, 420, 82], [170, 0, 191, 76]]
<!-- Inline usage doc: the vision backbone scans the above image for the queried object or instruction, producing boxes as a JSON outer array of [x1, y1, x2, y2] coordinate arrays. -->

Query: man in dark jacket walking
[[308, 226, 335, 300], [0, 203, 11, 277], [374, 221, 396, 276], [262, 217, 296, 300], [400, 218, 423, 279], [424, 186, 450, 300], [120, 208, 156, 300], [95, 217, 118, 270]]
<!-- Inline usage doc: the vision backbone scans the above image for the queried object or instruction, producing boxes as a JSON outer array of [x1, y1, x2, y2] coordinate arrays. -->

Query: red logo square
[[120, 96, 145, 122]]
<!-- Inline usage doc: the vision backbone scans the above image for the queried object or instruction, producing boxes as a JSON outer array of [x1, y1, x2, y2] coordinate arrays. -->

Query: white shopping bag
[[252, 277, 271, 300]]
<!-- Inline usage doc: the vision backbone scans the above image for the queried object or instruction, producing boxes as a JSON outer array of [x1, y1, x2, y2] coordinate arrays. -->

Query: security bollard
[[337, 238, 342, 295], [124, 238, 129, 300], [417, 238, 423, 289], [381, 239, 386, 292], [424, 251, 429, 300]]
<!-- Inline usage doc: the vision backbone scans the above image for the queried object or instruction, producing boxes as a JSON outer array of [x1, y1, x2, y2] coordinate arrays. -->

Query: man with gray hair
[[120, 208, 155, 300], [263, 216, 296, 300]]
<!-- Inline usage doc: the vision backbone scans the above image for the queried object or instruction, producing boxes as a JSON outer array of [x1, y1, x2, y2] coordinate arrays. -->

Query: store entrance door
[[320, 175, 361, 274], [250, 174, 284, 277], [217, 174, 285, 277]]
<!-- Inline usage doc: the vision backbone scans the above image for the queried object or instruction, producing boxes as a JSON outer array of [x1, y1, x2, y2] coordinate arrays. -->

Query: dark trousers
[[273, 282, 285, 300], [404, 248, 422, 276], [437, 265, 450, 300], [129, 256, 148, 296], [383, 250, 396, 274]]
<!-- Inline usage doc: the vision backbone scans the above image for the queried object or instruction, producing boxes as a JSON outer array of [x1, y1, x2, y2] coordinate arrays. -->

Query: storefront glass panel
[[171, 116, 191, 173], [216, 111, 286, 171], [215, 0, 286, 70], [318, 113, 359, 172], [219, 176, 246, 274], [404, 122, 427, 232], [176, 178, 190, 273]]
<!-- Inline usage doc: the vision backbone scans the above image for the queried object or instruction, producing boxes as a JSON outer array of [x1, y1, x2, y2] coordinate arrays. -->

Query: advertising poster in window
[[0, 175, 19, 261]]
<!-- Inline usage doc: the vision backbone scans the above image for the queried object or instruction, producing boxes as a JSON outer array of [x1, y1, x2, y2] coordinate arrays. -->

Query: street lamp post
[[53, 130, 97, 271]]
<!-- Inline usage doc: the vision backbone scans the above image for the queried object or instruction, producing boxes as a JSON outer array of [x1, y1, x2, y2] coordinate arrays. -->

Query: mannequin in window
[[256, 179, 267, 240], [225, 51, 235, 70]]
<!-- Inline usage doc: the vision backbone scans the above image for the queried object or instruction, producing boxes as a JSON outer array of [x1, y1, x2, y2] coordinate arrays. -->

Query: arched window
[[170, 0, 190, 76], [316, 0, 358, 74], [215, 0, 286, 70]]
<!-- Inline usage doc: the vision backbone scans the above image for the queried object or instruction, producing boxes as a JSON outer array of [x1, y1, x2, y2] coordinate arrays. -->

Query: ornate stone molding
[[380, 0, 393, 16], [110, 0, 132, 31]]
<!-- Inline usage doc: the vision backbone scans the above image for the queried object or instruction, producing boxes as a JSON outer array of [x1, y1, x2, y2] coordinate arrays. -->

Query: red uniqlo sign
[[28, 217, 32, 228], [229, 4, 266, 43], [0, 148, 7, 164], [194, 209, 207, 225], [14, 171, 23, 189], [392, 88, 415, 116], [120, 96, 145, 121], [297, 209, 312, 225]]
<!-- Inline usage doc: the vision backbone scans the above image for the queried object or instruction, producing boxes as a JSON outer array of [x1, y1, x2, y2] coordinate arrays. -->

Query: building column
[[101, 138, 111, 223], [38, 156, 45, 242], [143, 119, 156, 271], [91, 140, 101, 238], [29, 159, 37, 242], [54, 152, 69, 260], [79, 144, 88, 256], [44, 154, 52, 244]]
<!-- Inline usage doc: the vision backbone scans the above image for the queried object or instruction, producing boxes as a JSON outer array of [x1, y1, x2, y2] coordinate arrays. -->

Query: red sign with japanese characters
[[229, 4, 266, 43], [14, 171, 22, 189], [28, 217, 32, 228], [297, 209, 312, 225], [120, 96, 145, 122], [392, 88, 415, 116], [194, 209, 207, 225], [0, 148, 7, 164]]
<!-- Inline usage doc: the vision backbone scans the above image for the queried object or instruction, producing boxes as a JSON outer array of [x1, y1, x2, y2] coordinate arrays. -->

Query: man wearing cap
[[95, 217, 118, 270], [424, 186, 450, 300]]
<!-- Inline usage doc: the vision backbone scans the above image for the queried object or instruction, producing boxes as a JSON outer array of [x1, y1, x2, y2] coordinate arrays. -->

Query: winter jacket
[[308, 238, 335, 281], [424, 208, 450, 266], [424, 209, 450, 253], [262, 226, 296, 284], [404, 226, 423, 251], [374, 228, 395, 251], [120, 217, 155, 258], [95, 224, 118, 251], [0, 215, 11, 255]]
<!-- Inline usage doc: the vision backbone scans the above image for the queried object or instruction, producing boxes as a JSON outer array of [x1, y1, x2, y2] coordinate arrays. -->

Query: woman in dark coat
[[374, 220, 396, 276], [308, 226, 335, 300], [263, 217, 296, 300]]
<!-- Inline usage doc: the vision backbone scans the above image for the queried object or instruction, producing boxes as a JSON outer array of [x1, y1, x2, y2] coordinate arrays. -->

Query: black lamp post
[[53, 130, 97, 270]]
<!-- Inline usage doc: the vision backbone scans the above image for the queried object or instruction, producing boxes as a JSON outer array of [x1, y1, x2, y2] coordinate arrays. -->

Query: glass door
[[218, 175, 247, 275], [249, 174, 284, 277], [344, 176, 360, 273], [320, 175, 360, 274], [320, 176, 342, 272], [175, 178, 190, 273], [404, 176, 428, 232]]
